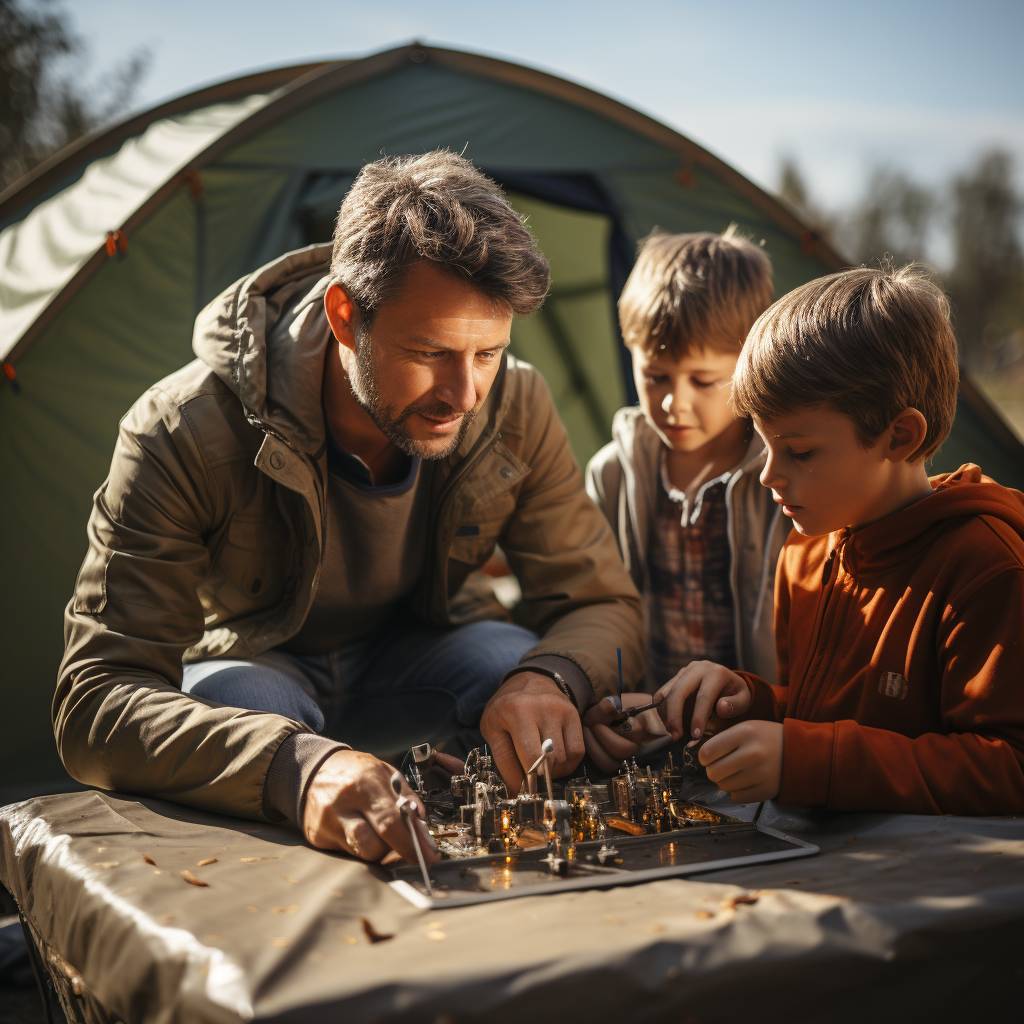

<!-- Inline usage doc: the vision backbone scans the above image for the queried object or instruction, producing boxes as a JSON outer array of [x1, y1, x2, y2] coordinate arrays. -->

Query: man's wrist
[[263, 733, 350, 827], [503, 655, 593, 712]]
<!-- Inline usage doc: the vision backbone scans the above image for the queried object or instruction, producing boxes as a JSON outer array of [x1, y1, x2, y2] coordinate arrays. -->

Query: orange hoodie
[[741, 464, 1024, 816]]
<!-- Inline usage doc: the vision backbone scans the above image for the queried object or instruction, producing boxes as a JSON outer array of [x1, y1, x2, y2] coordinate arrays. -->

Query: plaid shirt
[[645, 456, 737, 689]]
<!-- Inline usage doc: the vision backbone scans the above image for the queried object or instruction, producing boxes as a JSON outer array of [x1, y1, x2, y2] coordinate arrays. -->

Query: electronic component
[[388, 740, 819, 908]]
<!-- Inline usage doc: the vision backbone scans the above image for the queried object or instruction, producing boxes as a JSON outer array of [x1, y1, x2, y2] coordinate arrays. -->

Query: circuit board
[[387, 744, 818, 908]]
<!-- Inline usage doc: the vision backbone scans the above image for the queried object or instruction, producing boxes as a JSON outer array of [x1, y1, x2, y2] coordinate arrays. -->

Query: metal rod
[[390, 771, 433, 896]]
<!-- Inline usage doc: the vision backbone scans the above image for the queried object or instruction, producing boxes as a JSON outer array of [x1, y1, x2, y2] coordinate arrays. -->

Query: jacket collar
[[611, 406, 766, 480]]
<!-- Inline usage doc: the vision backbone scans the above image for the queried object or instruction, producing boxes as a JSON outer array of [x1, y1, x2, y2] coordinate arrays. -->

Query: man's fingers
[[584, 696, 624, 728], [330, 811, 387, 862], [487, 729, 526, 794], [559, 716, 585, 775], [363, 778, 441, 865], [589, 722, 641, 760], [582, 725, 623, 774]]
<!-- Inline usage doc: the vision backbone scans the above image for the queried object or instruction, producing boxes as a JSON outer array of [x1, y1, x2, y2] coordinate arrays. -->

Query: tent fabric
[[1, 44, 1023, 798], [0, 94, 272, 361], [1, 786, 1021, 1023]]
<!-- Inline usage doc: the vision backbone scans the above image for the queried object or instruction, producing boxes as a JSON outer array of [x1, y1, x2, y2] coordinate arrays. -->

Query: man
[[55, 151, 644, 865]]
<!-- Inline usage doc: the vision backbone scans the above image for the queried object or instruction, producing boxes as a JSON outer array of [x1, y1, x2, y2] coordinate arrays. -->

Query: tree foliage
[[778, 150, 1024, 371], [0, 0, 148, 193]]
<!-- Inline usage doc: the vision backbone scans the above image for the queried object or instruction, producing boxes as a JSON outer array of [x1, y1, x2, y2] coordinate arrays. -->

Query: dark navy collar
[[324, 411, 420, 494]]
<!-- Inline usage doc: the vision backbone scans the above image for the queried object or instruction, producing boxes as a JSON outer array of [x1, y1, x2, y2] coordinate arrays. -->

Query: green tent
[[2, 43, 1022, 800]]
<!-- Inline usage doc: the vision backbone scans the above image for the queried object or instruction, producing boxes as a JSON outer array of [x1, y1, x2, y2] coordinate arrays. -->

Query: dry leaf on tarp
[[721, 892, 759, 911], [361, 917, 394, 943], [180, 870, 208, 887], [197, 857, 218, 867]]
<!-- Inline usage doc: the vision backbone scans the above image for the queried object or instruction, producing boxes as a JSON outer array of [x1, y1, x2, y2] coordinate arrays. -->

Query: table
[[2, 787, 1022, 1023]]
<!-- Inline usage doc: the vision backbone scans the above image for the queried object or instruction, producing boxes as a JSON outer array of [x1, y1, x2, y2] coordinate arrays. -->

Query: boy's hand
[[698, 720, 783, 803], [582, 694, 669, 774], [656, 660, 752, 743]]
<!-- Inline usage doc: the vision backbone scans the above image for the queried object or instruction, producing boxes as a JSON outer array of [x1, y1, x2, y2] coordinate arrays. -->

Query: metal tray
[[388, 818, 819, 909]]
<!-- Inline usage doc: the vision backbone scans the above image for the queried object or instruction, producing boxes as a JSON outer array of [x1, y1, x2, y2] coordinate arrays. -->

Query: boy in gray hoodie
[[585, 228, 787, 768]]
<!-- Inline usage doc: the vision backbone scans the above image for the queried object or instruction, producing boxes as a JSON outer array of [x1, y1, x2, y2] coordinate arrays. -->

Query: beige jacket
[[586, 407, 787, 685], [56, 245, 643, 821]]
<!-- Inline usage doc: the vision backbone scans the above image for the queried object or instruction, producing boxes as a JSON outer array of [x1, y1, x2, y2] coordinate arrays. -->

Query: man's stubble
[[349, 333, 475, 460]]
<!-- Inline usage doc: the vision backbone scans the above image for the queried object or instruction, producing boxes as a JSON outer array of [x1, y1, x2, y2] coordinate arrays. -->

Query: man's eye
[[788, 448, 815, 462]]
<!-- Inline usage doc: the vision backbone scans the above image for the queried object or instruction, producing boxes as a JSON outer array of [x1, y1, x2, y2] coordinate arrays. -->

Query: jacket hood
[[191, 244, 507, 460], [842, 463, 1024, 575], [193, 244, 336, 455]]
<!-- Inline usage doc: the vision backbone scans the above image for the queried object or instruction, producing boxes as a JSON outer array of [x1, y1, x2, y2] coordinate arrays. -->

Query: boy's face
[[631, 344, 742, 454], [755, 404, 899, 536]]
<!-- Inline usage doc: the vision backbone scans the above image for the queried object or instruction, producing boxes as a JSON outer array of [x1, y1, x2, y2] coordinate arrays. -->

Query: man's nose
[[436, 358, 477, 412]]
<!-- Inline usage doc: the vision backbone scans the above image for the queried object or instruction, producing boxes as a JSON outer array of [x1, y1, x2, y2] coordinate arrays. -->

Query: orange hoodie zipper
[[792, 539, 844, 720]]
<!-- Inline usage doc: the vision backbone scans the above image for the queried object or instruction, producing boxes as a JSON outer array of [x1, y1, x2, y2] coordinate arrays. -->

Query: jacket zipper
[[246, 411, 327, 634], [793, 543, 841, 719]]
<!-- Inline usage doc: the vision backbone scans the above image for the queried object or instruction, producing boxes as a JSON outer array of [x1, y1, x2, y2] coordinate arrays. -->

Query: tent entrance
[[296, 171, 633, 466]]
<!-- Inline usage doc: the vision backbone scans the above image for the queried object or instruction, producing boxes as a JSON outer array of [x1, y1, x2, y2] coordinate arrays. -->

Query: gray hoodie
[[586, 407, 788, 685]]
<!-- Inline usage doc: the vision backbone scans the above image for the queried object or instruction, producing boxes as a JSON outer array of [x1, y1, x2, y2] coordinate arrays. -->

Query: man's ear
[[324, 283, 357, 353], [885, 407, 929, 464]]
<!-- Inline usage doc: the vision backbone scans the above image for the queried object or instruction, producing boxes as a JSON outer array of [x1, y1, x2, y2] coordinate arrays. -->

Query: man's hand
[[583, 694, 669, 774], [480, 672, 584, 793], [656, 660, 752, 743], [698, 720, 783, 803], [302, 749, 440, 865]]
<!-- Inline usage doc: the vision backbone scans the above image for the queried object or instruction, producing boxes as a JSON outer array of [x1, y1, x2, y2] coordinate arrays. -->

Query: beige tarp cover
[[2, 786, 1022, 1023]]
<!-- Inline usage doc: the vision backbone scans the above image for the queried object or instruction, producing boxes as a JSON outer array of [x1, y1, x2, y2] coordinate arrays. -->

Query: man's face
[[631, 344, 743, 454], [755, 404, 896, 536], [346, 262, 513, 460]]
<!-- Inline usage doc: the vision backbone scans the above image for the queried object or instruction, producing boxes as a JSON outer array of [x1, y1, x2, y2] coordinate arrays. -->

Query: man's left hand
[[480, 672, 584, 793], [698, 720, 784, 803]]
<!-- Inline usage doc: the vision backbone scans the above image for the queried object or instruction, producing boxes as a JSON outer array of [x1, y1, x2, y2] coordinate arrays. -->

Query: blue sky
[[70, 0, 1024, 213]]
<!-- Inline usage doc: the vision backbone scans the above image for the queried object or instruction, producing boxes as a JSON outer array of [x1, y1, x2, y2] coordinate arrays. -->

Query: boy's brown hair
[[331, 150, 549, 326], [732, 264, 959, 461], [617, 226, 773, 357]]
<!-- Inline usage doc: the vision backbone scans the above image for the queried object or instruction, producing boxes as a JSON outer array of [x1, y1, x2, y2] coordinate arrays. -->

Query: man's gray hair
[[331, 151, 550, 323]]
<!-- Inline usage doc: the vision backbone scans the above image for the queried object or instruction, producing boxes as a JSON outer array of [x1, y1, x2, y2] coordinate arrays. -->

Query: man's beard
[[349, 335, 475, 460]]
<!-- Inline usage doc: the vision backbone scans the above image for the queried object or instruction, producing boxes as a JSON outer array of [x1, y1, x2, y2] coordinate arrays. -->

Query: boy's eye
[[691, 378, 719, 389], [644, 373, 669, 386], [788, 448, 815, 462]]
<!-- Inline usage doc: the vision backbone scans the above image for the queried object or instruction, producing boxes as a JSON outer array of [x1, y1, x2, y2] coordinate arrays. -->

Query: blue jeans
[[181, 618, 539, 757]]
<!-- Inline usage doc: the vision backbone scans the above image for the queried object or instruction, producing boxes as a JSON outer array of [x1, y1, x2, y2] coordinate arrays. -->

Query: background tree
[[776, 150, 1024, 437], [946, 150, 1024, 370], [0, 0, 149, 193]]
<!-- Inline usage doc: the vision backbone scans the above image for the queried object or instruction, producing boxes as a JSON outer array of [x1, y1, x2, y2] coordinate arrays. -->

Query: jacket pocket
[[209, 514, 288, 614], [448, 494, 515, 566]]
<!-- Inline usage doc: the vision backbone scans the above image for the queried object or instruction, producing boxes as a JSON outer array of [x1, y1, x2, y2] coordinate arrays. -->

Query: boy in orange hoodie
[[591, 264, 1024, 815]]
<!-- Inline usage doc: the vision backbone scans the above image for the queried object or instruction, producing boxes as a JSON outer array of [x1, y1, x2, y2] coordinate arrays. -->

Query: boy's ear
[[324, 283, 358, 353], [885, 407, 929, 463]]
